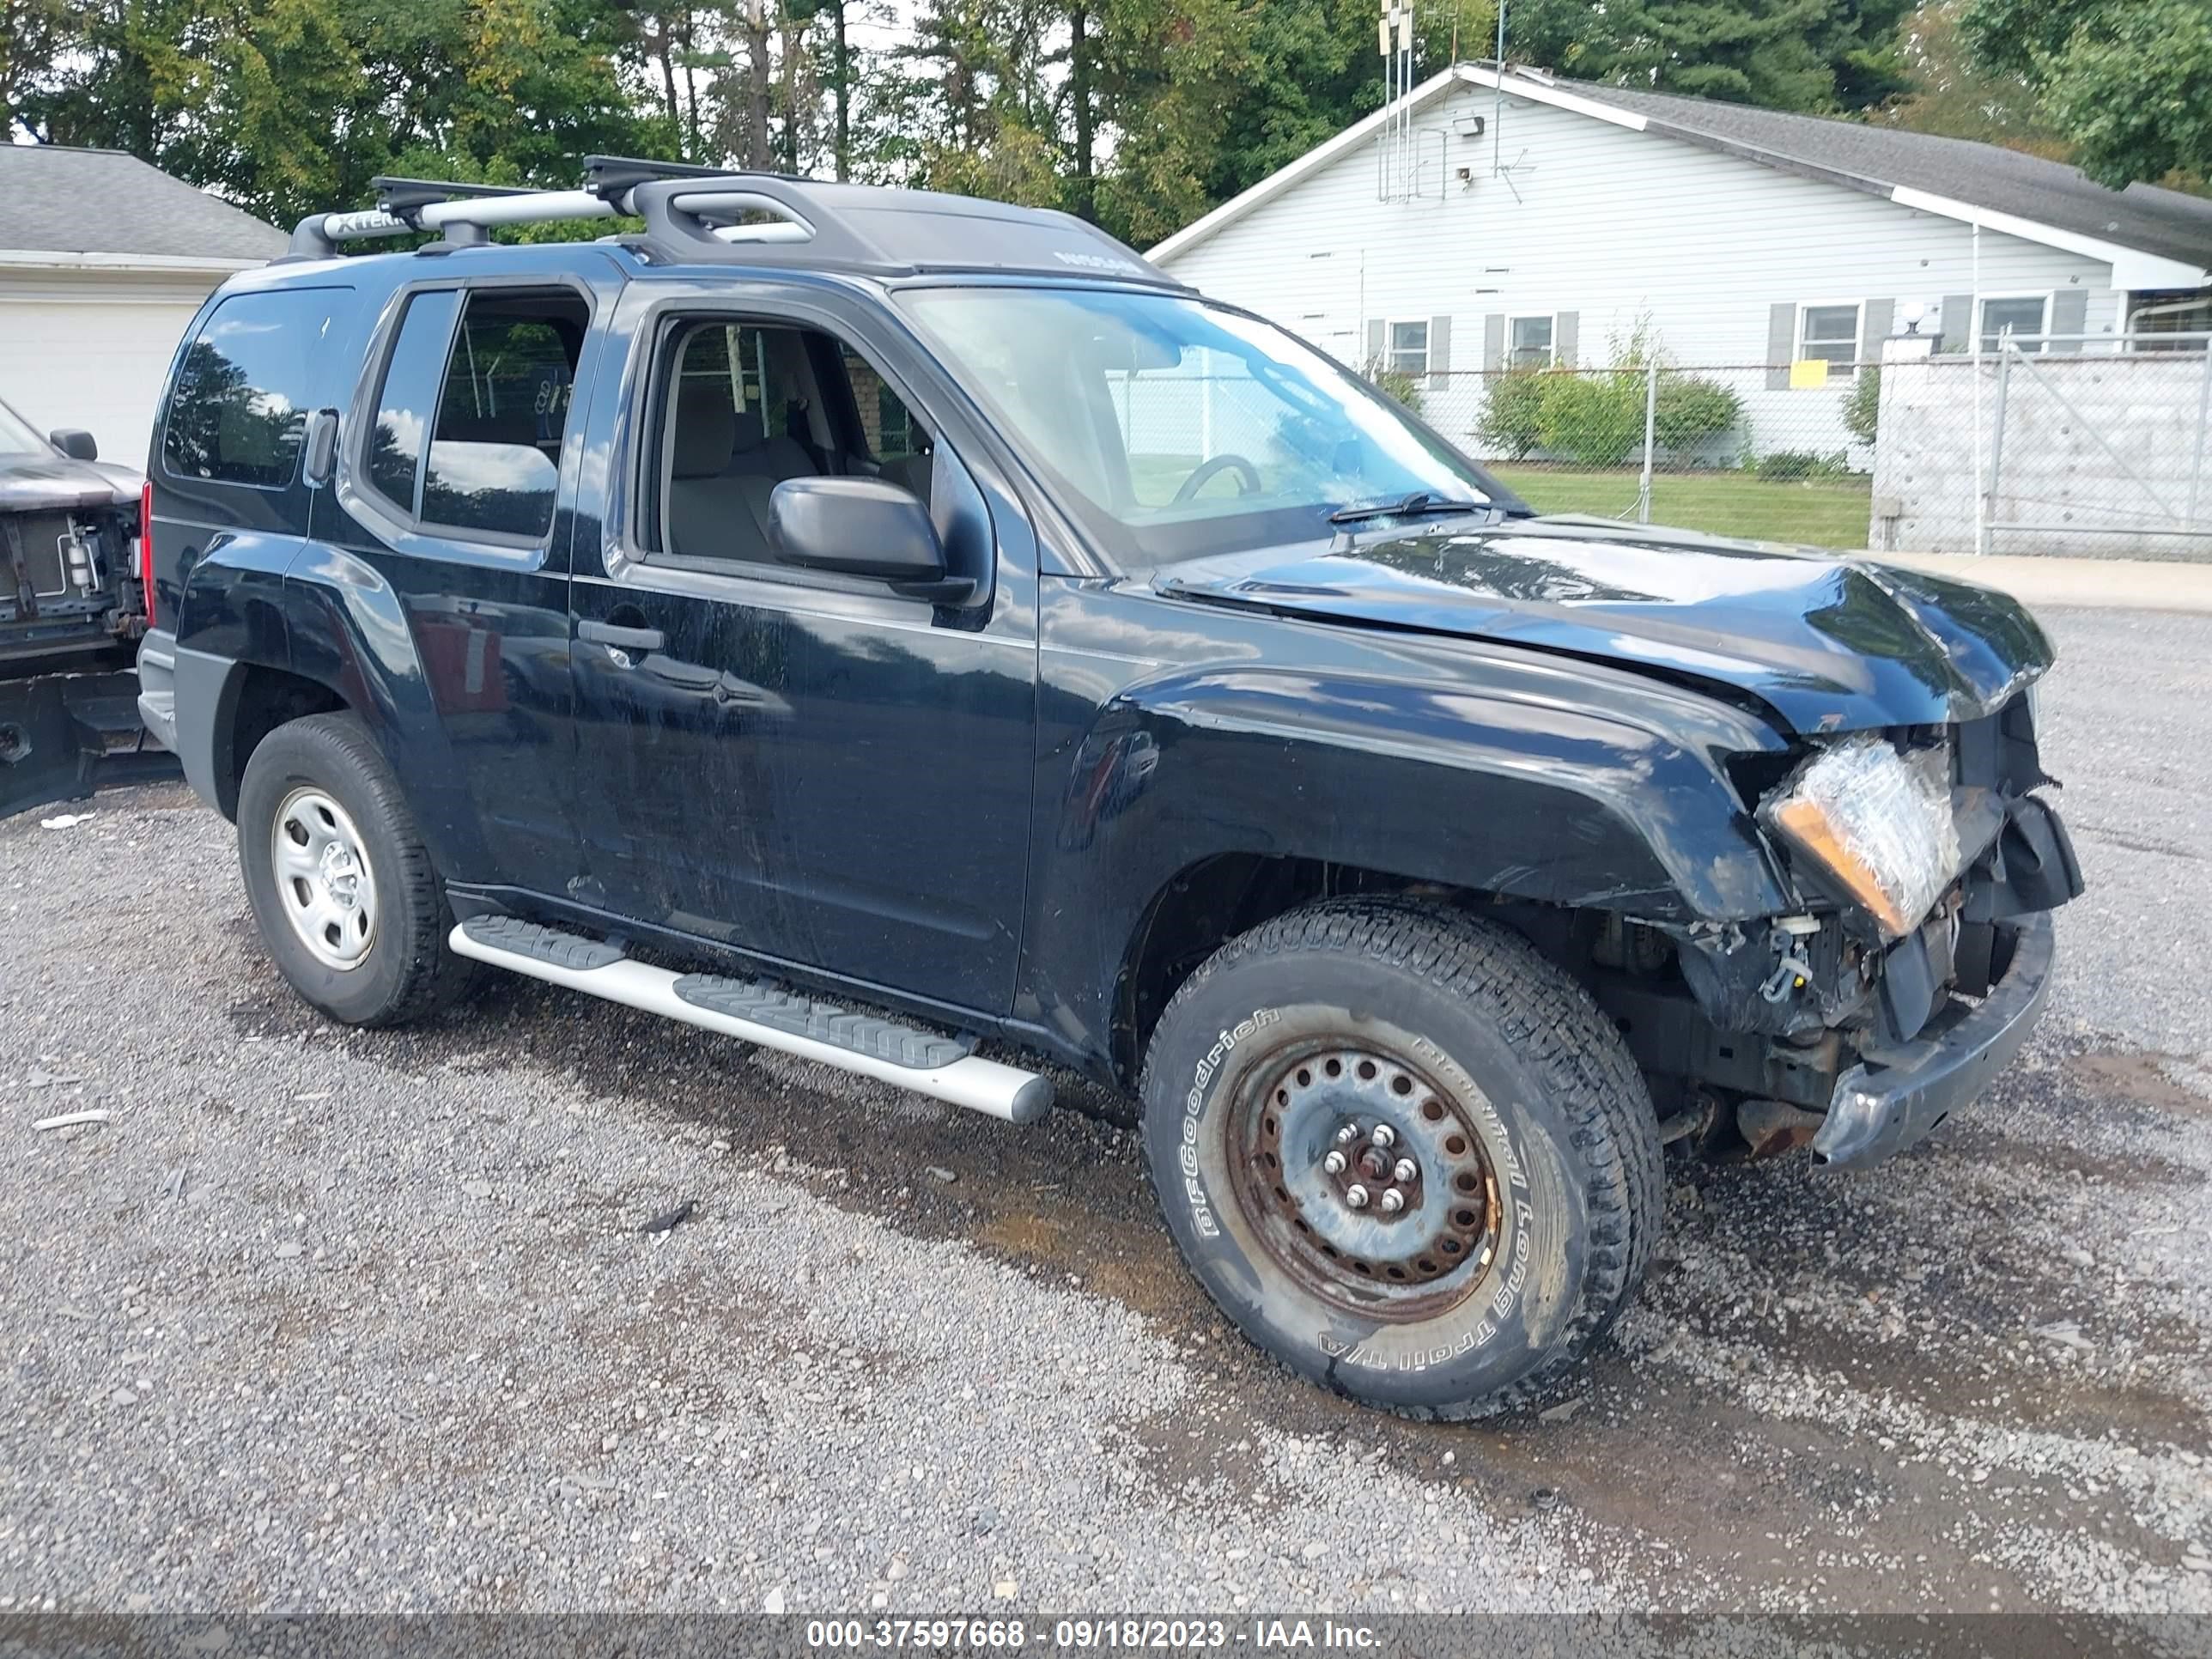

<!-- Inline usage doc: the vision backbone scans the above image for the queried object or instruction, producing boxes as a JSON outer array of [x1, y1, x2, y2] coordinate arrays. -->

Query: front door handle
[[578, 617, 665, 654]]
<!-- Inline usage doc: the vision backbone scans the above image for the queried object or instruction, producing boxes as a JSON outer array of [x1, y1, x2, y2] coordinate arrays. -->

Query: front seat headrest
[[672, 386, 735, 479]]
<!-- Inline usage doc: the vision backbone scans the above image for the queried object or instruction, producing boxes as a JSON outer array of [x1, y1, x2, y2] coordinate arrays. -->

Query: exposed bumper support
[[1814, 912, 2056, 1170]]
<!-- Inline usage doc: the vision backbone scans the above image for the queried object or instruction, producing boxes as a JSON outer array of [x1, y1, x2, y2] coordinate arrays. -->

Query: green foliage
[[1843, 364, 1882, 446], [1872, 2, 2067, 157], [1509, 0, 1915, 113], [1959, 0, 2212, 188], [1753, 448, 1853, 481], [1364, 360, 1424, 414], [1534, 373, 1644, 468], [1480, 341, 1740, 468], [21, 0, 672, 225], [1475, 368, 1547, 459], [1652, 374, 1743, 452]]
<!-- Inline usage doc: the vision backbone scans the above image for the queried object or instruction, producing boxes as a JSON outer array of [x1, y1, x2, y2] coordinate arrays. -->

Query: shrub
[[1475, 368, 1547, 459], [1533, 372, 1644, 467], [1753, 448, 1852, 482], [1652, 374, 1743, 453], [1843, 364, 1882, 447], [1364, 359, 1424, 413]]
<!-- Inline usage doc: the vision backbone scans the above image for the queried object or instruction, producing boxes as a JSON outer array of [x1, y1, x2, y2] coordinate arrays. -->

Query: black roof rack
[[283, 155, 1187, 290]]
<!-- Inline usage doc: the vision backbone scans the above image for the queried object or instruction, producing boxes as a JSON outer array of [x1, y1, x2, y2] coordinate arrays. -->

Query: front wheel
[[1139, 898, 1662, 1418]]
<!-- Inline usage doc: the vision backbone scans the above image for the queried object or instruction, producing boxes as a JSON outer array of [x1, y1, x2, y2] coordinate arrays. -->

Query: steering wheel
[[1172, 453, 1263, 504]]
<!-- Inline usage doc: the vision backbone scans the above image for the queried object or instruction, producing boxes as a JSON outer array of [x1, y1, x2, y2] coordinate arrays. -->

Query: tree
[[1873, 1, 2067, 158], [1509, 0, 1912, 112], [1960, 0, 2212, 189]]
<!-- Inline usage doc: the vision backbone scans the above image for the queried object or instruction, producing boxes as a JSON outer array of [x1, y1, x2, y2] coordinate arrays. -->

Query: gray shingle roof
[[0, 144, 286, 263], [1542, 76, 2212, 272]]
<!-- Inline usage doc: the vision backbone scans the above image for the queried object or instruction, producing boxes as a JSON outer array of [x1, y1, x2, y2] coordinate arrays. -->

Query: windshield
[[896, 286, 1524, 568], [0, 398, 48, 457]]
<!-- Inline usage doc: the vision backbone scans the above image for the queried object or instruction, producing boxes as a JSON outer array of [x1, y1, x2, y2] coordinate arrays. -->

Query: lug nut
[[1322, 1150, 1346, 1175], [1345, 1184, 1370, 1209], [1370, 1124, 1396, 1148], [1393, 1157, 1418, 1183], [1379, 1188, 1406, 1213], [1335, 1122, 1363, 1145]]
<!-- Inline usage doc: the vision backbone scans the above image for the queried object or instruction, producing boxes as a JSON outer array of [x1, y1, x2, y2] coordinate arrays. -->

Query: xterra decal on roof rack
[[283, 154, 1190, 290]]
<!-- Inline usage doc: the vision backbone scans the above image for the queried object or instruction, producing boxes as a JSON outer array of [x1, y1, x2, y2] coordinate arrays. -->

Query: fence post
[[1637, 358, 1658, 524], [2191, 345, 2212, 529], [1985, 345, 2011, 550]]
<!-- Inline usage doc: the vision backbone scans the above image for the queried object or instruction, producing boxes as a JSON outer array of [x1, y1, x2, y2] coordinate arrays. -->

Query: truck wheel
[[236, 712, 477, 1028], [1139, 897, 1662, 1418]]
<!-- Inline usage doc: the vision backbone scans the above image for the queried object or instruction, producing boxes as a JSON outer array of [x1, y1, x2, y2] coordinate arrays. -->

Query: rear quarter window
[[162, 288, 344, 489]]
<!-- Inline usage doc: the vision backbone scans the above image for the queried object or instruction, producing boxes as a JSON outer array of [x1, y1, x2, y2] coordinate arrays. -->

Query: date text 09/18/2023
[[803, 1617, 1386, 1650]]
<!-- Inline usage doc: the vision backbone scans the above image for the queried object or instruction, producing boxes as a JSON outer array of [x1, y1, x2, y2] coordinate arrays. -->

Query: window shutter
[[1365, 319, 1386, 368], [1860, 298, 1893, 368], [2050, 289, 2087, 353], [1765, 302, 1797, 389], [1482, 314, 1504, 371], [1939, 294, 1972, 355], [1427, 314, 1451, 385], [1554, 311, 1579, 368]]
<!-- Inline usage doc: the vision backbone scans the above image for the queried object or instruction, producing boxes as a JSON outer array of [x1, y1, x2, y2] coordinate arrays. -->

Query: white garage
[[0, 145, 285, 471]]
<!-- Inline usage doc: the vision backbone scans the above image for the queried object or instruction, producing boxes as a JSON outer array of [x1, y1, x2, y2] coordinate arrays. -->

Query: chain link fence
[[1112, 361, 1882, 550], [1869, 336, 2212, 558], [1111, 341, 2212, 556]]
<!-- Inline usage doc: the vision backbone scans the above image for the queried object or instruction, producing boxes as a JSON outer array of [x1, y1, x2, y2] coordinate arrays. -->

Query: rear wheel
[[1139, 897, 1662, 1418], [237, 713, 477, 1027]]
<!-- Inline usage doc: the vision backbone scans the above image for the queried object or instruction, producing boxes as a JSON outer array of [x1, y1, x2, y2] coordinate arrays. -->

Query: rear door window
[[162, 288, 343, 488], [362, 287, 587, 542]]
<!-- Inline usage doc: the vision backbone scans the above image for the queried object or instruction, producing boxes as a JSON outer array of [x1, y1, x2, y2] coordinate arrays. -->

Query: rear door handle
[[577, 618, 665, 653]]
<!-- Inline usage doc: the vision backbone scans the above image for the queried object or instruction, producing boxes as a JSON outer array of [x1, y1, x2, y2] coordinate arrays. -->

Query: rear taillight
[[139, 477, 155, 628]]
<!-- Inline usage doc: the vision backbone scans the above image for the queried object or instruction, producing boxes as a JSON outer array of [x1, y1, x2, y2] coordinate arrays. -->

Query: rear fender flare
[[280, 543, 492, 880]]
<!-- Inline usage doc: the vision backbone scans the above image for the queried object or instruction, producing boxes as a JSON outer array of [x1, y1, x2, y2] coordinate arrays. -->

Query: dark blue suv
[[138, 161, 2081, 1418]]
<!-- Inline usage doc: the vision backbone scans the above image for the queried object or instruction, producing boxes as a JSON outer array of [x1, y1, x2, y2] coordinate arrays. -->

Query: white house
[[0, 145, 286, 468], [1149, 64, 2212, 465]]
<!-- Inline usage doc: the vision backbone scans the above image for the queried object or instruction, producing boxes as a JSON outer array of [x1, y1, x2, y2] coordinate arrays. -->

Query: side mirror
[[49, 428, 97, 462], [769, 476, 973, 602]]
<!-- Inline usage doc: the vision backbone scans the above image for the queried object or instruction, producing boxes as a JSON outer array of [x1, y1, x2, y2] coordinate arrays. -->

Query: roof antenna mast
[[1493, 0, 1506, 174]]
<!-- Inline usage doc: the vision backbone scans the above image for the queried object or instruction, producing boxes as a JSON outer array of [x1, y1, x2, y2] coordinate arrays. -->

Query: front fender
[[1019, 635, 1794, 1071]]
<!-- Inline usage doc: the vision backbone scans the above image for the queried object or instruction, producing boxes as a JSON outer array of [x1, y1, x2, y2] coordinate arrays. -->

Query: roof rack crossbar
[[372, 175, 541, 216], [582, 153, 758, 202], [286, 182, 630, 260]]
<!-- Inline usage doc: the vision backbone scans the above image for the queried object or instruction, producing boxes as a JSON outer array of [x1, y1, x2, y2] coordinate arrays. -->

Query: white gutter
[[1887, 188, 2209, 291], [0, 248, 274, 274]]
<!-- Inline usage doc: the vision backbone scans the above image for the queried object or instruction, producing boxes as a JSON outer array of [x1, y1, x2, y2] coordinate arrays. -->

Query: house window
[[1508, 314, 1554, 368], [1979, 294, 2050, 354], [2127, 289, 2212, 353], [1797, 303, 1862, 375], [1387, 320, 1429, 376]]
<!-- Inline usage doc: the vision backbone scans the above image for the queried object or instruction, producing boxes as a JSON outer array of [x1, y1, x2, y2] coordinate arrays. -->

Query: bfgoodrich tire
[[237, 713, 477, 1028], [1139, 898, 1662, 1419]]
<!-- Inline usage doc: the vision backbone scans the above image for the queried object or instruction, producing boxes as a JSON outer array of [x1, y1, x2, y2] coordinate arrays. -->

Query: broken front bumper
[[1812, 912, 2056, 1170]]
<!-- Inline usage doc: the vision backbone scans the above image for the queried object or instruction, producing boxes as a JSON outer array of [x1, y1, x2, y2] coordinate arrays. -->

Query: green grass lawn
[[1125, 454, 1875, 550], [1492, 465, 1875, 550]]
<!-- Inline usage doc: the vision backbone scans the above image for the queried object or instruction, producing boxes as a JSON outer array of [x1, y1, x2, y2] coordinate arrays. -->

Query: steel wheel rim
[[1226, 1038, 1504, 1321], [270, 787, 380, 972]]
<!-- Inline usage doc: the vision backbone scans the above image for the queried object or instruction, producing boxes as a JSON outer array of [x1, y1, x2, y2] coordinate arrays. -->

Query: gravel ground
[[2, 606, 2209, 1620]]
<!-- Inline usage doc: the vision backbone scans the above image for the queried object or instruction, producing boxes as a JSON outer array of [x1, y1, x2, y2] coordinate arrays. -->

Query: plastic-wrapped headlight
[[1759, 736, 1960, 939]]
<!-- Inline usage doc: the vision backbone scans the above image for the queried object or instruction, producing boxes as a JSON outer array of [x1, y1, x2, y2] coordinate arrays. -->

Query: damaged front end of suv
[[1599, 688, 2079, 1167], [0, 400, 164, 819]]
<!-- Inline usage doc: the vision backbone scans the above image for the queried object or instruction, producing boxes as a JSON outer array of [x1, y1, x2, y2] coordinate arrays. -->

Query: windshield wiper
[[1325, 490, 1492, 526]]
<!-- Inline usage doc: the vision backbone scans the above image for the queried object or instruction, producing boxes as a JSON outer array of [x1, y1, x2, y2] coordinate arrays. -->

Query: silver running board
[[448, 921, 1052, 1124]]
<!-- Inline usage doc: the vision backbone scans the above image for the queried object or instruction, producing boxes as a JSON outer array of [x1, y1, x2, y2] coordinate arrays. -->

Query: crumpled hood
[[0, 451, 138, 514], [1155, 516, 2054, 733]]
